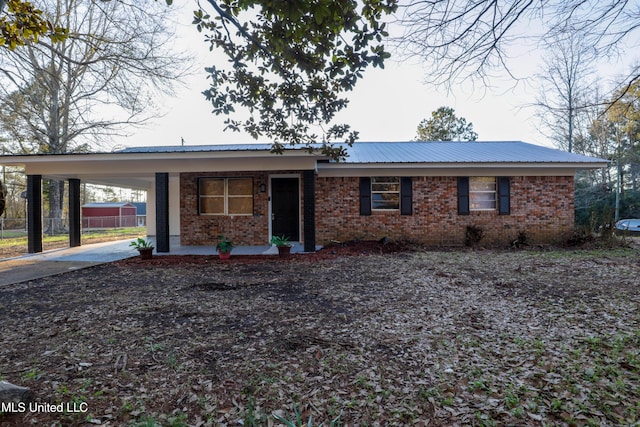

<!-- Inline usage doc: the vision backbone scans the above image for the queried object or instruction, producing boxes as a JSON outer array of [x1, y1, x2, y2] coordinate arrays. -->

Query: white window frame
[[199, 177, 253, 216], [469, 176, 497, 211], [371, 176, 400, 211]]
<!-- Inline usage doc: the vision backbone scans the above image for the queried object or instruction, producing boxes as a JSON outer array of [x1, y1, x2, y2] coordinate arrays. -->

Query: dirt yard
[[1, 242, 639, 426]]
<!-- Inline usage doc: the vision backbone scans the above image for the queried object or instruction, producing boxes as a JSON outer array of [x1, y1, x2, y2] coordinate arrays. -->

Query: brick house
[[0, 141, 607, 253]]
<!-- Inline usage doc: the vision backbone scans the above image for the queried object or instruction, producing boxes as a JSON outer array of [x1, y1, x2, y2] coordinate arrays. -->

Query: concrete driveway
[[0, 239, 136, 286]]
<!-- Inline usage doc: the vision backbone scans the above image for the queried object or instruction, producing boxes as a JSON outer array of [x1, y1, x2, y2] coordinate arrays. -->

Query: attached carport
[[0, 146, 320, 254], [19, 162, 159, 253]]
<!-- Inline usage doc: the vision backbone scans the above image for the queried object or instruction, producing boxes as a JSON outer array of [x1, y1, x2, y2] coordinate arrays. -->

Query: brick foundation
[[180, 172, 575, 247]]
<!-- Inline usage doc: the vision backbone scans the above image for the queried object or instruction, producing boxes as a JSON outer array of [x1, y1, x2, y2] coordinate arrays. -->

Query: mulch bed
[[118, 239, 418, 266]]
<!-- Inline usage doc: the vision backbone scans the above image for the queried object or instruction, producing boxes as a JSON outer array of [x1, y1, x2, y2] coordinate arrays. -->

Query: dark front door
[[271, 177, 299, 241]]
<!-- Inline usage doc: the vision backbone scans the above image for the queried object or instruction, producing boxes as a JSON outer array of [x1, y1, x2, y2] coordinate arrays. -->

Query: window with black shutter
[[360, 176, 412, 215], [400, 177, 412, 215], [458, 177, 470, 215], [469, 177, 497, 210], [498, 176, 511, 215], [371, 177, 400, 210], [359, 177, 371, 216]]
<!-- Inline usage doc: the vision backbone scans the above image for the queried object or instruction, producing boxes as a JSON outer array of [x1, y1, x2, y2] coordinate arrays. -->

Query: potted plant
[[216, 235, 234, 260], [270, 235, 292, 258], [130, 237, 154, 259]]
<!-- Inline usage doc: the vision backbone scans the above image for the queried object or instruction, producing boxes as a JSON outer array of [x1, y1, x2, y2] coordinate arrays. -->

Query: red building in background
[[82, 202, 137, 228]]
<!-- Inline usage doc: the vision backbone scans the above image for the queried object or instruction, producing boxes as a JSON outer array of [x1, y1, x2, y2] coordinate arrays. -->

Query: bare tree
[[533, 30, 596, 153], [396, 1, 640, 90], [608, 82, 640, 195], [0, 0, 190, 231], [583, 86, 615, 185], [572, 80, 640, 223]]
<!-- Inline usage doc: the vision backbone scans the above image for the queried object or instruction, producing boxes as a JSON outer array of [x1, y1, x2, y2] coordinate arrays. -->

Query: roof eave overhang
[[0, 150, 318, 178], [317, 161, 609, 177], [0, 150, 324, 188], [0, 151, 610, 187], [0, 149, 323, 164]]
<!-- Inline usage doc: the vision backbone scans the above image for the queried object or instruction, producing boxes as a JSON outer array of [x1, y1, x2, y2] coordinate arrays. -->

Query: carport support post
[[68, 179, 81, 247], [303, 170, 316, 252], [26, 175, 43, 253], [155, 172, 170, 253]]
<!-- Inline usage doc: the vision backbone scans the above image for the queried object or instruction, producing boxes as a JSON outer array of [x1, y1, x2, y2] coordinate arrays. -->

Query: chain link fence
[[1, 216, 145, 239], [1, 216, 146, 258]]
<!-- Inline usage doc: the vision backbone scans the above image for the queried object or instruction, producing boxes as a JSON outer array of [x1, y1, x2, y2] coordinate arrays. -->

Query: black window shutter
[[359, 177, 372, 216], [458, 177, 470, 215], [498, 176, 511, 215], [400, 177, 412, 215]]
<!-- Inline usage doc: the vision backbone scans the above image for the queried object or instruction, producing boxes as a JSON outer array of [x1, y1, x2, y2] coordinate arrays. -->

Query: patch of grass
[[118, 399, 135, 416], [130, 413, 188, 427], [22, 368, 41, 381], [476, 411, 497, 427], [273, 404, 342, 427], [243, 397, 267, 427], [0, 230, 27, 238], [541, 246, 637, 260], [129, 415, 161, 427], [503, 388, 520, 409], [441, 397, 455, 406], [468, 379, 489, 392], [511, 406, 526, 418], [144, 337, 164, 353], [0, 227, 144, 257], [166, 351, 177, 368], [533, 339, 546, 357], [418, 386, 441, 401]]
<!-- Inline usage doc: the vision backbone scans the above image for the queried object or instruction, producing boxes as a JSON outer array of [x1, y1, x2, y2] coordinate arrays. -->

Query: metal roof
[[341, 141, 607, 164], [82, 202, 135, 208], [117, 143, 275, 154], [115, 141, 607, 164]]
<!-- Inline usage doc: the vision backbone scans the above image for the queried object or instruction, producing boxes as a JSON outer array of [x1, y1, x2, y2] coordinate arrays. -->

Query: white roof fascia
[[0, 148, 320, 164], [317, 162, 608, 177], [2, 153, 319, 177]]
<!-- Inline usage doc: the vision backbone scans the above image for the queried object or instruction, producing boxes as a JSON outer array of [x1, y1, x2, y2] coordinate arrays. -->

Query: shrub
[[465, 225, 484, 247]]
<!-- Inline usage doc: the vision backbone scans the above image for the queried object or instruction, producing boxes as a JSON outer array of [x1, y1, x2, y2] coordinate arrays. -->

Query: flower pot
[[138, 247, 153, 260], [218, 250, 231, 260], [276, 245, 292, 258]]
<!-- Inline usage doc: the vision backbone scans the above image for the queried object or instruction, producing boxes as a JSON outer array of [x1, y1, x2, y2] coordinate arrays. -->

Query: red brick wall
[[315, 175, 575, 246], [180, 171, 306, 246], [181, 171, 268, 246], [180, 172, 575, 247]]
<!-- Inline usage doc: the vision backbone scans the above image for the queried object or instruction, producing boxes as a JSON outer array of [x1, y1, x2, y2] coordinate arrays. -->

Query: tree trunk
[[631, 162, 639, 193], [46, 179, 65, 234], [0, 381, 33, 404], [0, 179, 5, 216]]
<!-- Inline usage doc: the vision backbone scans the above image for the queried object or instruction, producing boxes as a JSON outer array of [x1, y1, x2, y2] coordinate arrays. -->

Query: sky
[[111, 3, 564, 150]]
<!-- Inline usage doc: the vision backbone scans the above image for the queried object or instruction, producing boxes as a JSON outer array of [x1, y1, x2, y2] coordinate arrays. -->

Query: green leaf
[[195, 0, 398, 160]]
